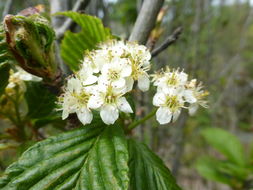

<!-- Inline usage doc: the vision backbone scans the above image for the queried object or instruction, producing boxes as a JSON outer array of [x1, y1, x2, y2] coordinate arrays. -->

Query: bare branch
[[50, 0, 69, 75], [129, 0, 164, 44], [151, 27, 183, 57], [2, 0, 13, 18], [55, 0, 91, 39]]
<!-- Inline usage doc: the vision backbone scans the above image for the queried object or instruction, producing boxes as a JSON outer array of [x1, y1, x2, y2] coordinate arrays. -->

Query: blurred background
[[0, 0, 253, 189]]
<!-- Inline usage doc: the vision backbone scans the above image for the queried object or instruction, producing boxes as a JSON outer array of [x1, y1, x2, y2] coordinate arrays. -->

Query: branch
[[55, 0, 91, 39], [2, 0, 13, 18], [151, 27, 183, 57], [129, 0, 164, 44]]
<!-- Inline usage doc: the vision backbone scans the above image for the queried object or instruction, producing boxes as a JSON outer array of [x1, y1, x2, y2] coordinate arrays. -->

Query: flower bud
[[3, 9, 61, 84]]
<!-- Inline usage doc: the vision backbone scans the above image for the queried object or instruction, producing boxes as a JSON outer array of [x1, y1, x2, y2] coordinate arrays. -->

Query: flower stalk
[[128, 108, 157, 131]]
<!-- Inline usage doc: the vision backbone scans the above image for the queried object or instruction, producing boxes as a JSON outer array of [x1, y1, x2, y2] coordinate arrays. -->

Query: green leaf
[[57, 11, 112, 71], [25, 81, 57, 119], [201, 128, 246, 166], [128, 139, 182, 190], [249, 140, 253, 163], [0, 24, 12, 97], [33, 116, 65, 129], [0, 63, 10, 97], [0, 124, 129, 190], [195, 156, 233, 185], [0, 24, 14, 65]]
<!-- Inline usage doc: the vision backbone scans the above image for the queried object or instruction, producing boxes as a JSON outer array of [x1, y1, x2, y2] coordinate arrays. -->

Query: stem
[[4, 91, 26, 141], [128, 108, 157, 131]]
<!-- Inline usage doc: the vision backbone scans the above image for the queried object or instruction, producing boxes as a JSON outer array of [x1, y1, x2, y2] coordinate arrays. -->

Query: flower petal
[[153, 92, 166, 106], [67, 77, 82, 92], [88, 95, 104, 109], [83, 75, 97, 85], [138, 74, 150, 92], [156, 107, 172, 125], [125, 77, 134, 92], [62, 109, 69, 120], [189, 103, 199, 116], [112, 78, 126, 89], [117, 97, 133, 113], [121, 64, 132, 77], [77, 108, 93, 125], [184, 89, 197, 103], [172, 109, 181, 122], [100, 104, 119, 125]]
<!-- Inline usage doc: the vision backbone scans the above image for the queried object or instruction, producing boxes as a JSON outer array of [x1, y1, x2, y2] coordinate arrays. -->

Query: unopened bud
[[3, 11, 61, 85]]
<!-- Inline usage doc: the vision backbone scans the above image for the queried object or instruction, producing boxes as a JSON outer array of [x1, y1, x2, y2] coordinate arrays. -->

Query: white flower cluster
[[59, 40, 151, 125], [152, 67, 208, 124]]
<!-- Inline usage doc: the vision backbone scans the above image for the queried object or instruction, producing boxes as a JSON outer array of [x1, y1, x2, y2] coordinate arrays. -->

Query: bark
[[151, 27, 183, 58], [50, 0, 69, 29], [2, 0, 13, 18], [129, 0, 164, 44], [55, 0, 91, 39]]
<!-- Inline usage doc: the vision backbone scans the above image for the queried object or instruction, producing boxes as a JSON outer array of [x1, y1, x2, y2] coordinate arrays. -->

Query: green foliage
[[25, 81, 57, 119], [201, 128, 245, 166], [0, 124, 182, 190], [0, 123, 129, 190], [0, 63, 10, 97], [0, 24, 12, 97], [32, 114, 64, 129], [196, 156, 232, 185], [0, 24, 13, 64], [57, 12, 112, 71], [110, 0, 137, 25], [128, 139, 182, 190], [196, 128, 252, 189]]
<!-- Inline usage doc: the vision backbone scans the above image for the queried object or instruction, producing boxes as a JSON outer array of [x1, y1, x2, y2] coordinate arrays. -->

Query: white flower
[[78, 64, 98, 86], [152, 67, 208, 124], [59, 77, 93, 125], [82, 53, 100, 73], [98, 40, 125, 58], [88, 84, 133, 125], [7, 67, 42, 89], [185, 79, 209, 115], [96, 40, 152, 92], [153, 88, 185, 124], [126, 42, 151, 63], [59, 39, 154, 126], [16, 67, 42, 82], [127, 43, 151, 92], [153, 67, 188, 92], [98, 58, 132, 89]]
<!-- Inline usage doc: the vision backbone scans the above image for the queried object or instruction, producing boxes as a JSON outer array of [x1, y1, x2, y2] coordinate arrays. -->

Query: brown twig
[[151, 27, 183, 57]]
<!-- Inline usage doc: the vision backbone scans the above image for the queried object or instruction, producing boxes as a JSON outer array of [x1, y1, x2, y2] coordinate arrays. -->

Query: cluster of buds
[[152, 67, 209, 124], [58, 40, 151, 125]]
